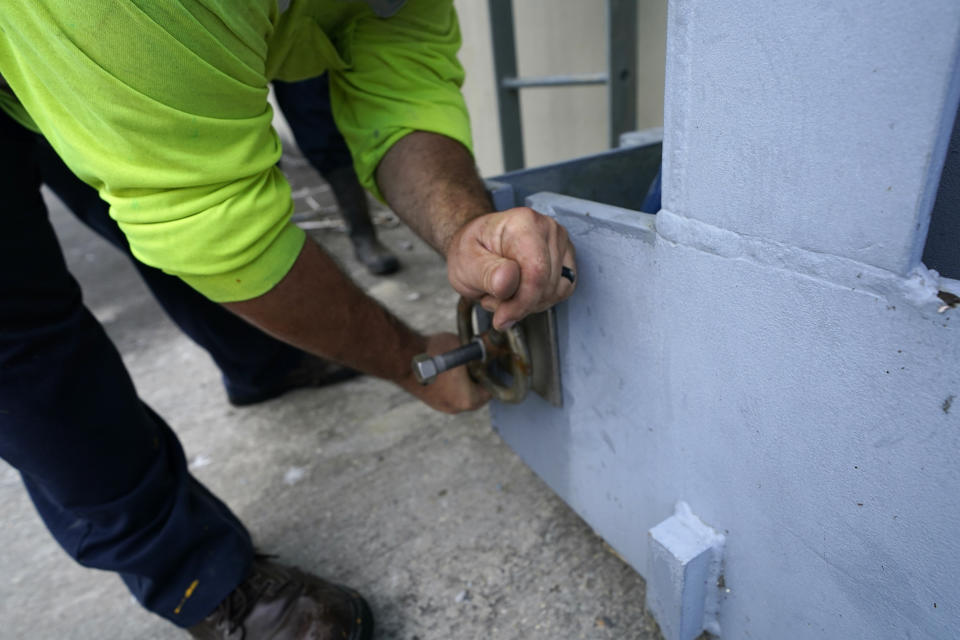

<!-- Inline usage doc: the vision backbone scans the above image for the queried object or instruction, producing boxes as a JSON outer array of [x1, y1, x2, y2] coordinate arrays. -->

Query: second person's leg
[[273, 75, 400, 275]]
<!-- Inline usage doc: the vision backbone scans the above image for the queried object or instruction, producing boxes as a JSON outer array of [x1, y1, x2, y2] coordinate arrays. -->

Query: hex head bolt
[[412, 338, 487, 385]]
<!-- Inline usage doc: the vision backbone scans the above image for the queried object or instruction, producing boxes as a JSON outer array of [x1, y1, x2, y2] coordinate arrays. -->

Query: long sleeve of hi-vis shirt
[[0, 0, 472, 303]]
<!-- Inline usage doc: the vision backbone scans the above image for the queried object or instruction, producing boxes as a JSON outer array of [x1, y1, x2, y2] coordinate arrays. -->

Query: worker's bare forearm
[[376, 130, 578, 330], [224, 239, 424, 390], [375, 131, 492, 257]]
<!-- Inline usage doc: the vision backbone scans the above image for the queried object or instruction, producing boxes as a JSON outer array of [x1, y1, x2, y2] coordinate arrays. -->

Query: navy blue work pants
[[0, 111, 253, 626], [273, 75, 352, 177]]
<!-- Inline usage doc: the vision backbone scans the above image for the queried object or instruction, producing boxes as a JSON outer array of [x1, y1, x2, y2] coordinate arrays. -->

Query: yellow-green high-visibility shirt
[[0, 0, 472, 302]]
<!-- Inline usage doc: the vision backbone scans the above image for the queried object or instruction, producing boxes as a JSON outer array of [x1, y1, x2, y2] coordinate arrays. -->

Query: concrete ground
[[0, 146, 662, 639]]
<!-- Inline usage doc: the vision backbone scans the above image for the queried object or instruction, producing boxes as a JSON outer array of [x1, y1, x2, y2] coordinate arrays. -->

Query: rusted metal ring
[[456, 297, 530, 403]]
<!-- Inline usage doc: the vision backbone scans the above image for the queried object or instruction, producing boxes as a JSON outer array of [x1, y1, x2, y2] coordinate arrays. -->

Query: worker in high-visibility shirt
[[29, 71, 401, 410], [0, 1, 576, 638]]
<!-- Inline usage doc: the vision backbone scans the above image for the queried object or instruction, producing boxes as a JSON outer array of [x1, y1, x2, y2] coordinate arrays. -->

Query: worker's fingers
[[482, 257, 521, 302], [447, 221, 521, 302], [447, 207, 577, 330], [479, 294, 500, 314], [492, 209, 576, 329]]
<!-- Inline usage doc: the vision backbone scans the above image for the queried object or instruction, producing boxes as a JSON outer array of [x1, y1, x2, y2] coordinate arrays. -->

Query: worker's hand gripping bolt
[[412, 337, 487, 385]]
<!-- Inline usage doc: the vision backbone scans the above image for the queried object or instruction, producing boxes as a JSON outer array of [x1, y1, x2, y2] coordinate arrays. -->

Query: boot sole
[[338, 584, 375, 640]]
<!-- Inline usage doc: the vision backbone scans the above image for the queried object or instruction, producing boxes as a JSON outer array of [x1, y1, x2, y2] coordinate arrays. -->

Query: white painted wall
[[491, 1, 960, 638]]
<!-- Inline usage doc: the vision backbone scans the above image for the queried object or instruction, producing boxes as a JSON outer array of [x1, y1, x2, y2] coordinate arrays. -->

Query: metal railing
[[488, 0, 638, 171]]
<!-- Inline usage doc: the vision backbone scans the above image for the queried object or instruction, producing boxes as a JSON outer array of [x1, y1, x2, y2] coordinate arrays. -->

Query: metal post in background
[[489, 0, 638, 171], [608, 0, 638, 147], [489, 0, 525, 171]]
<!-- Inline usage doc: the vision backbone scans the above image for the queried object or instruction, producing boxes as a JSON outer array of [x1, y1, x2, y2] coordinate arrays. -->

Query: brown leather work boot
[[188, 558, 373, 640]]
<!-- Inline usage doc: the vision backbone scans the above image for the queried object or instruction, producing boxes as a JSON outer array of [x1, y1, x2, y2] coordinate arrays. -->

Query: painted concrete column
[[490, 1, 960, 638], [662, 0, 960, 275]]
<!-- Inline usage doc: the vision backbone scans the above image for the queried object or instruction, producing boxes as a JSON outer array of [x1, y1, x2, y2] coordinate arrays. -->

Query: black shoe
[[188, 557, 373, 640], [226, 355, 362, 407], [323, 166, 401, 276], [351, 235, 400, 275]]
